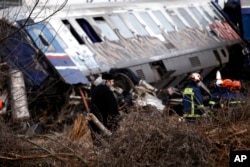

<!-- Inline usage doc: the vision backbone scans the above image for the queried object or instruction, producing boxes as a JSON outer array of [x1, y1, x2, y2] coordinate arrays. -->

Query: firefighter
[[182, 73, 204, 122], [90, 73, 120, 131], [209, 79, 232, 109], [219, 79, 235, 108], [228, 80, 246, 107]]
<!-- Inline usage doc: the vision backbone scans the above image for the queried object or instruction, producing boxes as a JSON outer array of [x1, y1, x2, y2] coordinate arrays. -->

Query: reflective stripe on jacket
[[182, 87, 203, 118]]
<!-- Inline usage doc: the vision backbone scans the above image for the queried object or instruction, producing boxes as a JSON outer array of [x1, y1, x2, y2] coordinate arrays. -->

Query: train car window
[[139, 12, 161, 34], [178, 8, 198, 28], [199, 7, 214, 23], [76, 18, 102, 43], [33, 29, 56, 52], [109, 15, 133, 39], [189, 7, 209, 26], [93, 17, 119, 41], [167, 10, 186, 30], [25, 23, 66, 53], [153, 11, 175, 32], [46, 23, 67, 49], [62, 20, 85, 44], [123, 13, 149, 36], [208, 4, 224, 21]]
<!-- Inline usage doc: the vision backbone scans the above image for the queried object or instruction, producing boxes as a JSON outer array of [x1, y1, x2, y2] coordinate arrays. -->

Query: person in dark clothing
[[228, 80, 246, 108], [90, 73, 120, 131], [209, 79, 232, 109]]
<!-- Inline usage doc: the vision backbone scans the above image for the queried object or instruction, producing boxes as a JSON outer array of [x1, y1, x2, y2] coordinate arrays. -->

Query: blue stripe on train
[[56, 68, 90, 84], [25, 23, 90, 84], [46, 55, 76, 66]]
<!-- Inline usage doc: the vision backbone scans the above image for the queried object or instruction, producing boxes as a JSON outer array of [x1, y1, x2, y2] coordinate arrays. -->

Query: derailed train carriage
[[0, 0, 245, 127]]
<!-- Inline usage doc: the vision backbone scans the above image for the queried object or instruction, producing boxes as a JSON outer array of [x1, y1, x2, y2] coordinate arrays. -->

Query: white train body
[[0, 0, 243, 88]]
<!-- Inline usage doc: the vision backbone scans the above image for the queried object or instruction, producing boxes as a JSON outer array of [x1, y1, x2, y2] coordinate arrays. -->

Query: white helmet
[[190, 73, 202, 82], [216, 79, 223, 87]]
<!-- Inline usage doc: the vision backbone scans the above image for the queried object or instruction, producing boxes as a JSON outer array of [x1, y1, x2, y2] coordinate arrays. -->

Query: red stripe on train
[[46, 54, 69, 59]]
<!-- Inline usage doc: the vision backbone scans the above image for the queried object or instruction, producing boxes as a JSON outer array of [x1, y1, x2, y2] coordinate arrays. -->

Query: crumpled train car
[[15, 0, 243, 88], [0, 0, 244, 124]]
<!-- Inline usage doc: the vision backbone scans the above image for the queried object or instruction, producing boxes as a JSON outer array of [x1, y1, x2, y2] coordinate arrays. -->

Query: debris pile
[[1, 100, 249, 166]]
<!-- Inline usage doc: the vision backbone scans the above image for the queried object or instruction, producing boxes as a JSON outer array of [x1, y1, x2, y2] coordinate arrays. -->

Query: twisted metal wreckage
[[0, 0, 246, 134]]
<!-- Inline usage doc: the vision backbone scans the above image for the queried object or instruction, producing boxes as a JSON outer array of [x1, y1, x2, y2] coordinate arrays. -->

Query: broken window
[[76, 18, 102, 43], [62, 20, 85, 44]]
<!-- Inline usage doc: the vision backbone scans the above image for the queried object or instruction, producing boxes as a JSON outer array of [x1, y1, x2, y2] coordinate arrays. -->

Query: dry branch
[[68, 113, 93, 149], [19, 136, 66, 161], [87, 113, 112, 136], [36, 135, 89, 164], [0, 152, 81, 161]]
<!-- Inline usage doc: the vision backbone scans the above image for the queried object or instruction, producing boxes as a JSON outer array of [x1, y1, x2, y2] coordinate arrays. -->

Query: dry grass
[[91, 103, 250, 167], [0, 101, 250, 167]]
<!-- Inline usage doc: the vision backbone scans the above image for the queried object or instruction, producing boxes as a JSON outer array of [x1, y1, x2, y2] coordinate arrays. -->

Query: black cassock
[[90, 84, 120, 130]]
